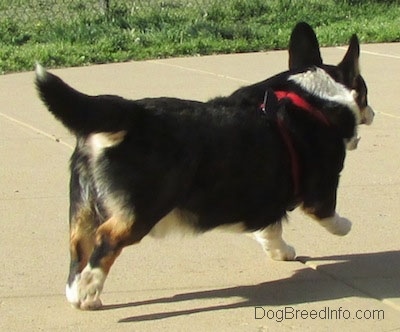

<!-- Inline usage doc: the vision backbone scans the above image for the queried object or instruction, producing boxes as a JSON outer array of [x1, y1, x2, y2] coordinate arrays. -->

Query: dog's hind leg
[[66, 160, 100, 308], [253, 223, 296, 261], [66, 205, 99, 308], [67, 214, 152, 310]]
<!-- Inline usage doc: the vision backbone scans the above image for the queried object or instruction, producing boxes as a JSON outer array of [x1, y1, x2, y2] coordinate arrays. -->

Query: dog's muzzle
[[361, 105, 375, 125], [347, 105, 374, 150]]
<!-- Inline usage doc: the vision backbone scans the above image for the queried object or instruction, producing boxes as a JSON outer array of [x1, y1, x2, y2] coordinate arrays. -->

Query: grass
[[1, 0, 400, 74]]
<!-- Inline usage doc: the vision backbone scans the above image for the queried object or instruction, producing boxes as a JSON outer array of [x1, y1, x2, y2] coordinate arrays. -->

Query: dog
[[35, 22, 374, 310]]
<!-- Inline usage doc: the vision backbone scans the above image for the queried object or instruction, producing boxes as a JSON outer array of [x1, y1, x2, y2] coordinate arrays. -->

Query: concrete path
[[1, 43, 400, 331]]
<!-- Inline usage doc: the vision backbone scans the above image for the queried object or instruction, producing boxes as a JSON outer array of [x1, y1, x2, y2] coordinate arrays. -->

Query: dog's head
[[288, 22, 374, 127]]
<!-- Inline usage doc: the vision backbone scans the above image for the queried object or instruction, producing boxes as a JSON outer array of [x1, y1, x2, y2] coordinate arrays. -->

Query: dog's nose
[[361, 105, 374, 125]]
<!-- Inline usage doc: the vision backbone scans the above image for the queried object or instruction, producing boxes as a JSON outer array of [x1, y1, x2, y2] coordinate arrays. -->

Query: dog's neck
[[288, 67, 360, 124], [259, 88, 332, 199], [274, 90, 330, 125]]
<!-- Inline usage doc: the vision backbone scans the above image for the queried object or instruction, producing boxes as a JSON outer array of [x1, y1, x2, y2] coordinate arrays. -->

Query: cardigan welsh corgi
[[36, 22, 373, 310]]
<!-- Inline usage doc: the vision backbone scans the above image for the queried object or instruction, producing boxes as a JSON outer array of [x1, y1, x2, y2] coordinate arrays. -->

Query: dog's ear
[[337, 35, 360, 88], [288, 22, 323, 70]]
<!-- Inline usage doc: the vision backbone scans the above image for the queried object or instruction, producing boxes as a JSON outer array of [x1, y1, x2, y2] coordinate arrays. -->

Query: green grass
[[1, 0, 400, 74]]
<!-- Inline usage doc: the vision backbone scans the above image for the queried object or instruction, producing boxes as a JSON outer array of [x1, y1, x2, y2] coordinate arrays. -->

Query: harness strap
[[276, 117, 300, 197], [274, 90, 330, 125], [260, 90, 330, 198]]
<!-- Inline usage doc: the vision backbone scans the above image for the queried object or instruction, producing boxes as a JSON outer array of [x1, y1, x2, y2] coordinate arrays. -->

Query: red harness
[[274, 91, 330, 126], [260, 91, 330, 197]]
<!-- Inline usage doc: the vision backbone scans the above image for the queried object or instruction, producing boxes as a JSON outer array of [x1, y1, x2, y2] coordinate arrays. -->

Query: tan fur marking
[[69, 206, 98, 271], [95, 216, 134, 248], [99, 249, 123, 275], [301, 205, 319, 220], [101, 131, 127, 147], [93, 216, 135, 274], [88, 131, 127, 159]]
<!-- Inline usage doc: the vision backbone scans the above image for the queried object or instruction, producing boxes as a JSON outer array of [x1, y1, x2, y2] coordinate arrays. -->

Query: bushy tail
[[35, 64, 132, 135]]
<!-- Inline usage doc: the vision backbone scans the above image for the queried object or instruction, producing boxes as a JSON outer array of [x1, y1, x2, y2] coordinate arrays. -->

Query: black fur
[[36, 66, 355, 233], [289, 22, 323, 70], [35, 22, 373, 310]]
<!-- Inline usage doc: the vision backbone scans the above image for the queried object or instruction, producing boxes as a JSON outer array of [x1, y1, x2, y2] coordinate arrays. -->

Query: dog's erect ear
[[288, 22, 323, 70], [337, 35, 360, 88]]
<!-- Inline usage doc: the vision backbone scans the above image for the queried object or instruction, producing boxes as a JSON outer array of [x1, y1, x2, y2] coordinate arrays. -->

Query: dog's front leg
[[253, 223, 296, 261], [302, 187, 351, 236], [317, 213, 352, 235]]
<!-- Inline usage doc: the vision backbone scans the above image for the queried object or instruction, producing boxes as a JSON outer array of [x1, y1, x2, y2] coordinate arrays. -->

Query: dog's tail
[[35, 64, 132, 136]]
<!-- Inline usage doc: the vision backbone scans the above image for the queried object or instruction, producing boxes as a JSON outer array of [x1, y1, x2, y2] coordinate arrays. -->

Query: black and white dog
[[36, 22, 374, 310]]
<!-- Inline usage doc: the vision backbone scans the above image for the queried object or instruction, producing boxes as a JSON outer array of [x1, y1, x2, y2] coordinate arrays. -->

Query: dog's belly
[[149, 208, 246, 238]]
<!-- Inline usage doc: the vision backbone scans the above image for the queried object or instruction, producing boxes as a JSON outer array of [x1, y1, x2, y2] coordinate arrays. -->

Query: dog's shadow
[[101, 250, 400, 323]]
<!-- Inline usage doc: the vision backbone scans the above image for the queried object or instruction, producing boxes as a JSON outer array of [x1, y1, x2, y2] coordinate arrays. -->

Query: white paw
[[66, 265, 105, 310], [320, 213, 352, 236], [267, 244, 296, 261]]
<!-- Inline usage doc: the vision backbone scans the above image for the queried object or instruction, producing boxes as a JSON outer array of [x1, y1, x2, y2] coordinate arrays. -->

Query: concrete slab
[[1, 43, 400, 331]]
